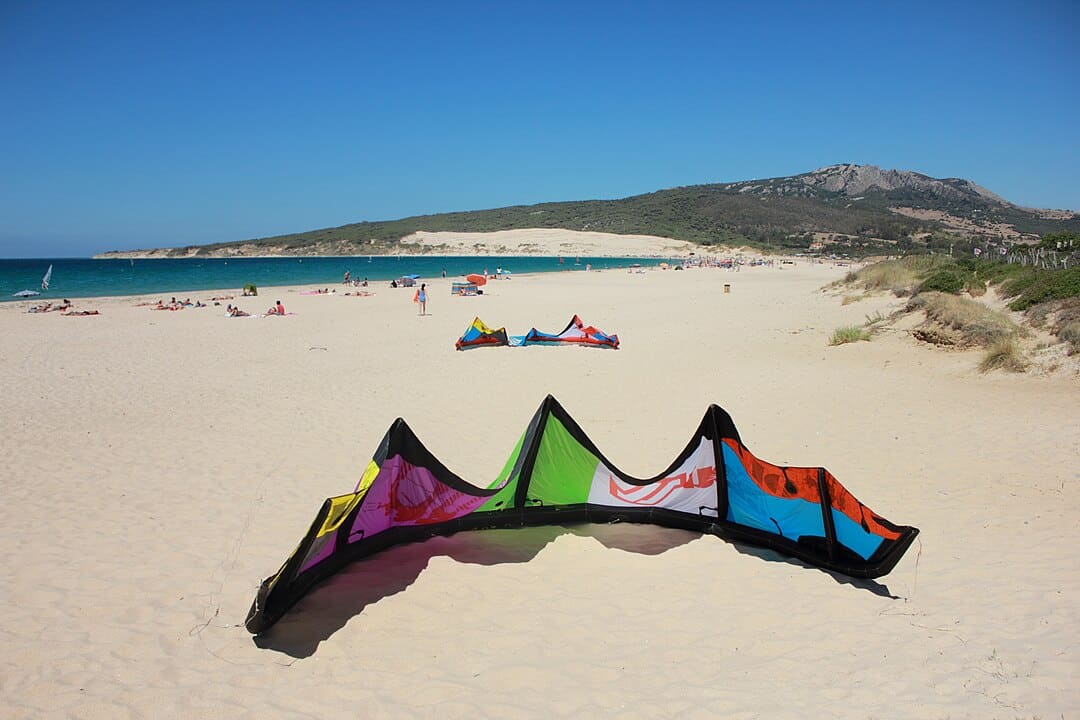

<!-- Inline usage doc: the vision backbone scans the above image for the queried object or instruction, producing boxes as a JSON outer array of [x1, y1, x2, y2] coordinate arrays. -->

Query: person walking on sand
[[417, 283, 427, 316]]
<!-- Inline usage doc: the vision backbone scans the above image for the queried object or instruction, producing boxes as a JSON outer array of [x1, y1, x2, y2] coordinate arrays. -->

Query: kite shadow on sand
[[252, 522, 895, 658]]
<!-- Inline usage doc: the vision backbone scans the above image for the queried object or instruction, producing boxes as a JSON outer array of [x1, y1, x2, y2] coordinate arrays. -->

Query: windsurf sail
[[41, 265, 52, 291], [245, 396, 918, 633]]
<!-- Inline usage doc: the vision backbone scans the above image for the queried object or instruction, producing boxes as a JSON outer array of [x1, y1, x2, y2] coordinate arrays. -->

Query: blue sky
[[1, 1, 1077, 257]]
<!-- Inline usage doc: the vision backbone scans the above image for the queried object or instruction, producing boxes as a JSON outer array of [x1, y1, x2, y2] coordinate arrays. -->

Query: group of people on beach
[[28, 299, 72, 313], [342, 271, 369, 288], [155, 297, 205, 311], [27, 299, 100, 316], [222, 299, 284, 317]]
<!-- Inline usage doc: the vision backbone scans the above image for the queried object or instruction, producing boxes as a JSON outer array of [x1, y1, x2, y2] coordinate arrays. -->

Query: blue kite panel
[[723, 444, 826, 541], [831, 508, 885, 560]]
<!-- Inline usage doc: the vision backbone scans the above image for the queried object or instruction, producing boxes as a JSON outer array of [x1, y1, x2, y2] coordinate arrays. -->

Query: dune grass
[[844, 256, 954, 295], [830, 325, 872, 345], [863, 311, 886, 327], [1060, 321, 1080, 353], [909, 292, 1025, 347], [979, 338, 1029, 373]]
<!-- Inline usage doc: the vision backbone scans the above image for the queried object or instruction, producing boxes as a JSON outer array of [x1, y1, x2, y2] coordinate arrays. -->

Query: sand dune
[[398, 229, 711, 257], [1, 261, 1076, 718]]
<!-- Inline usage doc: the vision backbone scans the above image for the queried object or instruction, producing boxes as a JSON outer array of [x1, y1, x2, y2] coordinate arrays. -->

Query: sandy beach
[[1, 260, 1077, 719]]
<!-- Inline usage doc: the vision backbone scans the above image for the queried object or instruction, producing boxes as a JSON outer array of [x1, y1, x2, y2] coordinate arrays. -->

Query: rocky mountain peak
[[800, 164, 1008, 205]]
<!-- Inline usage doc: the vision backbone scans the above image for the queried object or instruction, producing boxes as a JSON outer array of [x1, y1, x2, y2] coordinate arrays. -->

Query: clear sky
[[2, 0, 1077, 257]]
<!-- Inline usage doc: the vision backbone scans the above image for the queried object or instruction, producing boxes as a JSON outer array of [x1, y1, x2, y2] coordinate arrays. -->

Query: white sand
[[397, 229, 711, 257], [1, 261, 1077, 718]]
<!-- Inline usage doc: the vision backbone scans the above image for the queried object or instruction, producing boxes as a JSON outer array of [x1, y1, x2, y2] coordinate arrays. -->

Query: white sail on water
[[41, 264, 52, 290]]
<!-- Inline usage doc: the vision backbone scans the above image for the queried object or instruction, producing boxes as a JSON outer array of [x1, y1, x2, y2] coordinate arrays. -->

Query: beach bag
[[413, 290, 419, 303]]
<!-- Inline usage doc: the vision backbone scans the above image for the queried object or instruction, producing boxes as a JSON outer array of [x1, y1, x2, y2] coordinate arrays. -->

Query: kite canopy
[[455, 315, 619, 350], [455, 317, 509, 349], [245, 396, 918, 634], [519, 314, 619, 349]]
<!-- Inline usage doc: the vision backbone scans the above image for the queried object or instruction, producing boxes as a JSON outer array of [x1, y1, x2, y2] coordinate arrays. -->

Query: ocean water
[[0, 255, 669, 302]]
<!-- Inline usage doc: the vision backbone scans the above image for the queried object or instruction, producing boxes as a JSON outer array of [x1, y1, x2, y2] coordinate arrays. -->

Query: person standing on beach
[[344, 270, 350, 285], [417, 283, 427, 316]]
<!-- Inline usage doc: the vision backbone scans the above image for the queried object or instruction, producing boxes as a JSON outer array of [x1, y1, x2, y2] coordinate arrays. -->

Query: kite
[[245, 396, 918, 633], [455, 315, 619, 350], [455, 317, 509, 349], [517, 314, 619, 349]]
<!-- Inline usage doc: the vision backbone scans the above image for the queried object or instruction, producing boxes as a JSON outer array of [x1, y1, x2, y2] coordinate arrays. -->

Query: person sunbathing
[[64, 309, 99, 316]]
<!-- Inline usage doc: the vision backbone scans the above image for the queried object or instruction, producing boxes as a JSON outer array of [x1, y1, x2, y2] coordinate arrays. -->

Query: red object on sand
[[466, 273, 487, 286]]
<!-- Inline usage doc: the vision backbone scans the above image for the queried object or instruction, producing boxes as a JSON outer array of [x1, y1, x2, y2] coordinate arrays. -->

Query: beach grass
[[845, 256, 953, 295], [909, 292, 1026, 347], [863, 311, 887, 327], [830, 325, 872, 345], [979, 338, 1029, 373]]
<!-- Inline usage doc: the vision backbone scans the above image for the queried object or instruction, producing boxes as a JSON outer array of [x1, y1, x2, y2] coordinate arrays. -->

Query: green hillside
[[131, 165, 1080, 257]]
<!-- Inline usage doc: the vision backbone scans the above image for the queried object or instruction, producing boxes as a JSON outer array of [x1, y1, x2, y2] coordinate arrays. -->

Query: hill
[[97, 164, 1080, 258]]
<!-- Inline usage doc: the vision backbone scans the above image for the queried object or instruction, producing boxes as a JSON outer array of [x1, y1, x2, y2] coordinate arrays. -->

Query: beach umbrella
[[13, 289, 40, 297], [466, 273, 487, 286]]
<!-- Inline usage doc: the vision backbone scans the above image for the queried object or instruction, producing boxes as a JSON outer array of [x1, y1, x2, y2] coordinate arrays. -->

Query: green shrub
[[918, 270, 965, 294], [1007, 267, 1080, 311], [830, 326, 871, 345]]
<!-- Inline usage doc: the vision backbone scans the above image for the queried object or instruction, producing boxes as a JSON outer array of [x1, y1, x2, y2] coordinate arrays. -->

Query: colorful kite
[[455, 315, 619, 350], [245, 396, 918, 633], [455, 317, 509, 349], [518, 314, 619, 348]]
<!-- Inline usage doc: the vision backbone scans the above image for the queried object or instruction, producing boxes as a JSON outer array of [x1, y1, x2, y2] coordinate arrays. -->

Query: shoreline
[[5, 253, 804, 304], [0, 261, 762, 310]]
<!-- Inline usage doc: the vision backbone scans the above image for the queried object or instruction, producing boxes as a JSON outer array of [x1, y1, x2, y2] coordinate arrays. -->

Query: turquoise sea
[[0, 255, 669, 302]]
